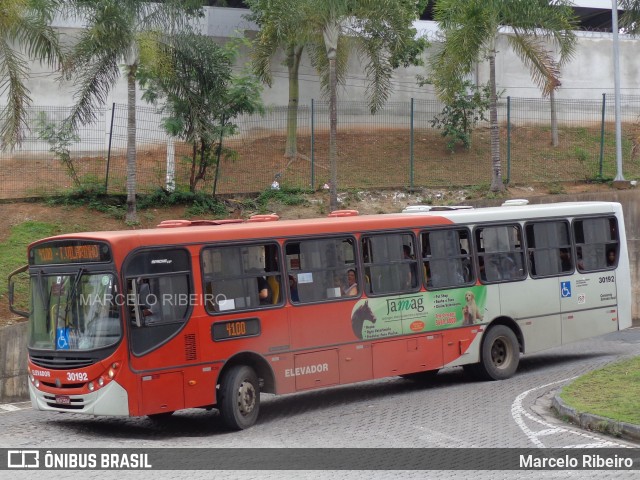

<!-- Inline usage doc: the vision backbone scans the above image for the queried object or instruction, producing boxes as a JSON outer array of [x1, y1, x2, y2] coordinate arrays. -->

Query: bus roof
[[31, 201, 621, 250]]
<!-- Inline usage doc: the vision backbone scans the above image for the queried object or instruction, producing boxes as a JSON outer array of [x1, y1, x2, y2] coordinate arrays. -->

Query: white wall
[[489, 30, 640, 100], [3, 7, 640, 111]]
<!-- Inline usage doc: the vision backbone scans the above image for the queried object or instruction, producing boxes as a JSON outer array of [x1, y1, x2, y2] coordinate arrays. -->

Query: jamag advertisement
[[350, 286, 487, 340]]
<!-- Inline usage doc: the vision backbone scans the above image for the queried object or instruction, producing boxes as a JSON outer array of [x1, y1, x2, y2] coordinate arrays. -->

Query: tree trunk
[[285, 45, 303, 158], [126, 64, 138, 223], [550, 89, 559, 147], [324, 22, 339, 212], [488, 48, 504, 192], [189, 142, 197, 193], [328, 55, 338, 212]]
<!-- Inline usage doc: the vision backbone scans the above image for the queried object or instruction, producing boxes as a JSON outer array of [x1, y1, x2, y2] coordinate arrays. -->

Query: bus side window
[[573, 216, 619, 272], [525, 221, 571, 278], [361, 232, 418, 295], [201, 243, 283, 313], [421, 228, 473, 289], [475, 225, 525, 283], [285, 237, 357, 303]]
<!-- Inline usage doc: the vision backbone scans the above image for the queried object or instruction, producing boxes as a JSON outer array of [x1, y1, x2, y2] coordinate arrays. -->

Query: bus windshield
[[29, 270, 122, 351]]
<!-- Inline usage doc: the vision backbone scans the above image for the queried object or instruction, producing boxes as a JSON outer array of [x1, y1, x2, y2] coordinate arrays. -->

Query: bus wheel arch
[[218, 351, 276, 395], [486, 316, 524, 354], [465, 318, 522, 381]]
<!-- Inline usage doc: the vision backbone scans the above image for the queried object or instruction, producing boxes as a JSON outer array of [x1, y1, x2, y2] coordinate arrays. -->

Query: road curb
[[552, 393, 640, 444]]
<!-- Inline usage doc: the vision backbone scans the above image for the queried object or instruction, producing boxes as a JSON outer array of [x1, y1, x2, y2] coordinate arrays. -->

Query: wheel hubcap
[[491, 337, 510, 369], [237, 380, 256, 415]]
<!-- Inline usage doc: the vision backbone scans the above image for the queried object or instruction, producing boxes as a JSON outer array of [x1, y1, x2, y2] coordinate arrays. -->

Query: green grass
[[560, 356, 640, 425], [0, 221, 61, 313]]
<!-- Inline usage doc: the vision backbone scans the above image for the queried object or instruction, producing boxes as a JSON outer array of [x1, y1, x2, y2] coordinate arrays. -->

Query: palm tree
[[0, 0, 62, 150], [62, 0, 198, 222], [619, 0, 640, 31], [430, 0, 577, 192], [247, 0, 308, 161], [303, 0, 425, 210]]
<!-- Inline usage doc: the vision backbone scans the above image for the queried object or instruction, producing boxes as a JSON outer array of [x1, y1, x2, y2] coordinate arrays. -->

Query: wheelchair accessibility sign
[[56, 327, 70, 350], [561, 281, 571, 298]]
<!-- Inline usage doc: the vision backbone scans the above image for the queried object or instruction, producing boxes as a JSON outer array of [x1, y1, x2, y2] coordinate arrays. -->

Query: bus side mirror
[[8, 265, 29, 318]]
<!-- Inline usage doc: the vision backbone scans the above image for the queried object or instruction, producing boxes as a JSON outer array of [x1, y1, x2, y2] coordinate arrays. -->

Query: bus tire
[[219, 365, 260, 430], [467, 325, 519, 381]]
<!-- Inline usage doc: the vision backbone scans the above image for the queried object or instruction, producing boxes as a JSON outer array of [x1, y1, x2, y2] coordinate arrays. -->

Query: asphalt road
[[1, 327, 640, 480]]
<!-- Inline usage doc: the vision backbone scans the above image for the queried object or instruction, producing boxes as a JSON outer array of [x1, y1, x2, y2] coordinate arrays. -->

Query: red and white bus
[[9, 201, 631, 429]]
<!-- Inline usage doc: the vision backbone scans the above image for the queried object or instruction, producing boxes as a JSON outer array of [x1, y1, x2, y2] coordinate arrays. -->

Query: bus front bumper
[[29, 380, 129, 416]]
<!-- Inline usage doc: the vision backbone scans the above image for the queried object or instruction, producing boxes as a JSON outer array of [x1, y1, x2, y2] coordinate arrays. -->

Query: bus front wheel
[[219, 365, 260, 430], [465, 325, 519, 381]]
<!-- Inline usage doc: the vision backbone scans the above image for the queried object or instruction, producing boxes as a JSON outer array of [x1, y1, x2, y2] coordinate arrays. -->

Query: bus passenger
[[257, 276, 271, 305], [403, 245, 416, 288], [344, 269, 358, 296], [559, 248, 572, 271], [478, 256, 486, 281], [289, 275, 299, 302], [139, 278, 161, 324], [607, 249, 616, 267], [499, 255, 517, 280], [576, 248, 585, 271]]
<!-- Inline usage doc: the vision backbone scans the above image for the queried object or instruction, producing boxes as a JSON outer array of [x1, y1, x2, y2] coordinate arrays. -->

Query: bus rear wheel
[[219, 365, 260, 430], [465, 325, 519, 381]]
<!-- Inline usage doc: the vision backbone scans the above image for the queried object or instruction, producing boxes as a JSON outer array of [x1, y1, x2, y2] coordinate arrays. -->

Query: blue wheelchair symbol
[[561, 281, 571, 298], [56, 327, 69, 350]]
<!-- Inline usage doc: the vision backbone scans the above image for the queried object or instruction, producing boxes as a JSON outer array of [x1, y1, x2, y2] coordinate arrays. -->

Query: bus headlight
[[98, 377, 104, 387], [88, 382, 95, 392], [108, 369, 115, 379]]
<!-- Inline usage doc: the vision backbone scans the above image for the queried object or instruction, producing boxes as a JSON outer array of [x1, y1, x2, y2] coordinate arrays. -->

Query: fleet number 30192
[[67, 372, 89, 382]]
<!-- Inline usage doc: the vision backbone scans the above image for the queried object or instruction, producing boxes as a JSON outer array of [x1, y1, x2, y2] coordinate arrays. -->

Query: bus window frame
[[473, 223, 527, 285], [284, 234, 360, 305], [361, 231, 420, 297], [420, 226, 475, 291], [524, 219, 573, 279], [572, 215, 620, 273], [201, 240, 284, 314]]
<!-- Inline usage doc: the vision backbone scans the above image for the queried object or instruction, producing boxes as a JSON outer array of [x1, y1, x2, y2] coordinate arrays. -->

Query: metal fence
[[1, 95, 639, 199]]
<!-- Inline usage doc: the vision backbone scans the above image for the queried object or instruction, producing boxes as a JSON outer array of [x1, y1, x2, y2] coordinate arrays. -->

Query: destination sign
[[30, 241, 112, 265]]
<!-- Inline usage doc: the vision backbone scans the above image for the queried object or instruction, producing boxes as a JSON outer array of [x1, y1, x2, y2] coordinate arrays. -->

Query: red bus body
[[19, 203, 630, 429]]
